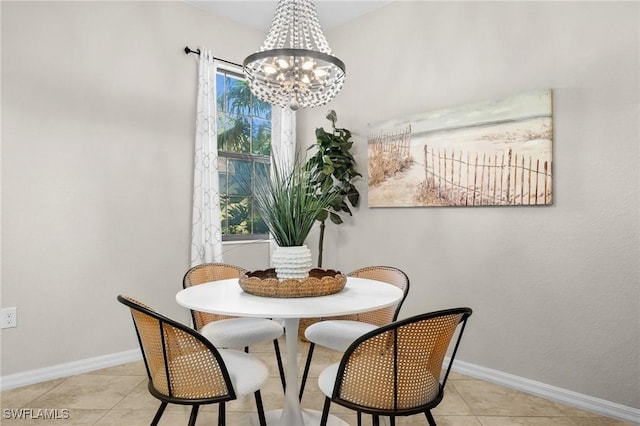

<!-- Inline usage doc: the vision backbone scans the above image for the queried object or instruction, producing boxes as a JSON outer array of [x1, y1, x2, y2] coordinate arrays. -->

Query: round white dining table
[[176, 276, 404, 426]]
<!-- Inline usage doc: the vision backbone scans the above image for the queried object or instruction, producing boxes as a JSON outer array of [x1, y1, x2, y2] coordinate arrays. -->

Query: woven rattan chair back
[[117, 295, 235, 402], [183, 263, 247, 330], [346, 266, 410, 326], [331, 308, 472, 417]]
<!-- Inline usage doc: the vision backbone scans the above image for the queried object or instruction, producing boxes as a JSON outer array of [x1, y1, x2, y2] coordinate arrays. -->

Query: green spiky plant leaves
[[254, 156, 337, 248], [306, 110, 361, 267]]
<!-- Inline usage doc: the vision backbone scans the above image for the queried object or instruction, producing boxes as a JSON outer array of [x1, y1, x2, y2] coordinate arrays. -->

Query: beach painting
[[367, 89, 553, 207]]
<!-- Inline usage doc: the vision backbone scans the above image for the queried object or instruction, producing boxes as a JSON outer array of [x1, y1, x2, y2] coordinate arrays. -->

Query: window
[[216, 67, 271, 241]]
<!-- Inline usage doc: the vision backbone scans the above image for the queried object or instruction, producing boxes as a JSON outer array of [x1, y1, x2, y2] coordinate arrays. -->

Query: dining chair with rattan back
[[183, 263, 286, 390], [318, 307, 472, 426], [117, 295, 268, 426], [299, 265, 410, 399]]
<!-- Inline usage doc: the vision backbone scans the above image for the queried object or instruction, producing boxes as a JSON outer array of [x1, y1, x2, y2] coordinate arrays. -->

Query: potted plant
[[254, 156, 336, 280], [306, 110, 361, 267]]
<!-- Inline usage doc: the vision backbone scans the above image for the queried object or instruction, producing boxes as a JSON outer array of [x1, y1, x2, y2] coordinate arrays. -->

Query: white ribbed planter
[[272, 245, 313, 280]]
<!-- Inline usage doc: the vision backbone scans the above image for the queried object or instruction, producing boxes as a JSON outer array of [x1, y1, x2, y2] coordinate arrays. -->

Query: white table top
[[175, 276, 404, 319]]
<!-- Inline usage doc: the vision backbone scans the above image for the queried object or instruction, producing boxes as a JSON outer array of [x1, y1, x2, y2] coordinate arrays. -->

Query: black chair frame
[[320, 307, 472, 426], [118, 295, 267, 426]]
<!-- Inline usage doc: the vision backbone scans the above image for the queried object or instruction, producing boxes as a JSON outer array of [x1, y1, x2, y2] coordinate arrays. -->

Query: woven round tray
[[239, 268, 346, 298]]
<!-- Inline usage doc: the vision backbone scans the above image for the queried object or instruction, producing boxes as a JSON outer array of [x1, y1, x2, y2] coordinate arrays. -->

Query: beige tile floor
[[0, 339, 634, 426]]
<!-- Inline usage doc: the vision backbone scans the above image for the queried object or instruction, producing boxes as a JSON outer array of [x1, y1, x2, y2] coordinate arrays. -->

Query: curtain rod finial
[[185, 46, 201, 55]]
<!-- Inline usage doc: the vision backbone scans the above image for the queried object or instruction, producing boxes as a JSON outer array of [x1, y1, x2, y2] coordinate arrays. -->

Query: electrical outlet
[[1, 307, 17, 329]]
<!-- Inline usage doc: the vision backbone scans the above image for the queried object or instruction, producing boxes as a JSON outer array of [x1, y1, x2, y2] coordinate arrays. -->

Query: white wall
[[1, 0, 638, 413], [1, 1, 268, 376], [298, 1, 639, 409]]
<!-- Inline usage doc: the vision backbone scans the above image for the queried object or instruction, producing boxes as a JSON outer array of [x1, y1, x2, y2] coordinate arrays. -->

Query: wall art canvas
[[367, 89, 553, 207]]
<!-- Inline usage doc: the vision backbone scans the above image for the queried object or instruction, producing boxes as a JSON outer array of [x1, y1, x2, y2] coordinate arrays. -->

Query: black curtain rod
[[184, 46, 243, 68]]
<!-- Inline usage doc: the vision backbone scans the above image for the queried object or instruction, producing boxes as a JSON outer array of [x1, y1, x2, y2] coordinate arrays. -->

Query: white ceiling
[[188, 1, 391, 32]]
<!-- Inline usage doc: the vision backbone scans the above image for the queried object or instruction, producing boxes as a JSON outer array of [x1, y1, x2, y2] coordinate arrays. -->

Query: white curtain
[[269, 107, 296, 257], [272, 106, 296, 169], [190, 48, 223, 267]]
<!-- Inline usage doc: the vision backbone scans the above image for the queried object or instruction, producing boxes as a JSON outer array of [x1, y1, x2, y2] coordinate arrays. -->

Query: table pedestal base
[[243, 409, 349, 426]]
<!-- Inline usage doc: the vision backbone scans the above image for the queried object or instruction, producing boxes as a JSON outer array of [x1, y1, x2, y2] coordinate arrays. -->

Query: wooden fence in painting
[[423, 145, 553, 206], [368, 126, 412, 160]]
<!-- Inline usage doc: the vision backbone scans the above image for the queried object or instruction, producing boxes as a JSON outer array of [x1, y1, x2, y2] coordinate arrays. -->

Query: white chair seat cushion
[[218, 349, 269, 397], [305, 320, 378, 351], [201, 317, 283, 349], [318, 362, 340, 397]]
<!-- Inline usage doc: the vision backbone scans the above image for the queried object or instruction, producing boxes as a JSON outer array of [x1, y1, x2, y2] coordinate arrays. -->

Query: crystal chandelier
[[243, 0, 346, 111]]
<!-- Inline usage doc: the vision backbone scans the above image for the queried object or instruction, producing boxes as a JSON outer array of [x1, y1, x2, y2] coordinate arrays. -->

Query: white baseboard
[[450, 359, 640, 425], [0, 349, 141, 392], [1, 351, 637, 425]]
